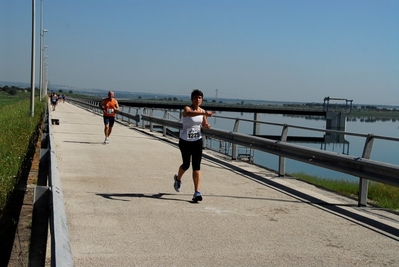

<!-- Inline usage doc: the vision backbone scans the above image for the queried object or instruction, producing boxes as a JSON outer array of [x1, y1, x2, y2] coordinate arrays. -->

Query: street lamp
[[44, 67, 49, 96], [43, 55, 48, 96], [39, 29, 48, 100], [30, 0, 36, 117]]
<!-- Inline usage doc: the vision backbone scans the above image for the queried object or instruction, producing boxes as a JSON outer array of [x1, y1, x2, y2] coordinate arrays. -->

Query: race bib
[[106, 108, 114, 114], [187, 126, 200, 140]]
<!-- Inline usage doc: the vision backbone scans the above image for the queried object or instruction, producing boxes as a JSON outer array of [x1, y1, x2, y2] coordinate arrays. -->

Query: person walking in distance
[[51, 92, 58, 111], [174, 89, 215, 202], [99, 91, 120, 144]]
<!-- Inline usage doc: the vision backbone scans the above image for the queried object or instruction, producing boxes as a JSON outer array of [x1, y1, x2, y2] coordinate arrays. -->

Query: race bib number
[[106, 108, 114, 114], [187, 127, 200, 140]]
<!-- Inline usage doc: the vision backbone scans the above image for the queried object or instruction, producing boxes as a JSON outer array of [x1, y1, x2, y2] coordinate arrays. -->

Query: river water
[[210, 111, 399, 182]]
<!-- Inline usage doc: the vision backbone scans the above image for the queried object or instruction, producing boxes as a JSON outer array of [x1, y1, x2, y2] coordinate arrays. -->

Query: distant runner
[[51, 92, 58, 111], [99, 91, 119, 144]]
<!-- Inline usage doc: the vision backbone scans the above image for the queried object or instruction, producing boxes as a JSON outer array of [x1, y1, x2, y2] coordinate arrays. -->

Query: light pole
[[30, 0, 36, 117], [39, 0, 43, 99], [44, 67, 49, 96], [41, 43, 48, 99], [39, 29, 48, 100], [43, 55, 48, 96], [39, 0, 49, 100]]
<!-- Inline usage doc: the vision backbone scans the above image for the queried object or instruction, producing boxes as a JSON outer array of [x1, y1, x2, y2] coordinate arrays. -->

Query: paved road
[[48, 101, 399, 267]]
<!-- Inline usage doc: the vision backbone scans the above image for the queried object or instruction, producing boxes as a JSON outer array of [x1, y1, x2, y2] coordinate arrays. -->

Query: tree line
[[0, 85, 73, 95], [0, 85, 33, 95]]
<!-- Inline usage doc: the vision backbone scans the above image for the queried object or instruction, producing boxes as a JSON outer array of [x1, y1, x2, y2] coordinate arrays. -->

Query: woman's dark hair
[[191, 89, 203, 100]]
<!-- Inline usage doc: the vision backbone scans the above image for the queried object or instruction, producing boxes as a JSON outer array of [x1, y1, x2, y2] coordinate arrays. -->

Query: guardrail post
[[358, 134, 374, 206], [141, 108, 146, 129], [232, 119, 240, 160], [253, 113, 261, 135], [116, 105, 121, 121], [38, 148, 50, 186], [121, 105, 126, 122], [179, 111, 182, 137], [29, 186, 50, 266], [163, 110, 168, 136], [136, 108, 140, 127], [150, 109, 155, 132], [127, 107, 131, 124], [38, 107, 50, 185], [97, 101, 102, 114], [278, 124, 289, 176]]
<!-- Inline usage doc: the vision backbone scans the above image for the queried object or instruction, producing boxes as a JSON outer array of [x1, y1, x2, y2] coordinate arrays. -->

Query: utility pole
[[39, 0, 43, 100], [30, 0, 36, 117]]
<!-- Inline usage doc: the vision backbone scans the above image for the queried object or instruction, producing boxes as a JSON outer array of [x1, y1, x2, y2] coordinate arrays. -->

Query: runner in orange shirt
[[99, 91, 120, 144]]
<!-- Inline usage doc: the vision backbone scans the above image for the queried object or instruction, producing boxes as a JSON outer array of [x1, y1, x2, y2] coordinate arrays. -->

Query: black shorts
[[103, 116, 116, 127], [179, 138, 203, 171]]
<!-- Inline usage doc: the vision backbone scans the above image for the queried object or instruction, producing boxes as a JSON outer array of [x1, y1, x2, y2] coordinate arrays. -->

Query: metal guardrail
[[67, 97, 141, 125], [142, 115, 399, 183], [35, 102, 73, 267], [66, 98, 399, 207], [139, 107, 399, 208]]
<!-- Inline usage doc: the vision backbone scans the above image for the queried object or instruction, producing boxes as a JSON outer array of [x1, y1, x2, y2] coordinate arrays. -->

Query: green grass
[[0, 91, 31, 108], [0, 92, 46, 214], [291, 172, 399, 211]]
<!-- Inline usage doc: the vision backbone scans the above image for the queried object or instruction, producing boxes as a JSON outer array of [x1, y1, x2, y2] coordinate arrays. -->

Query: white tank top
[[180, 108, 203, 141]]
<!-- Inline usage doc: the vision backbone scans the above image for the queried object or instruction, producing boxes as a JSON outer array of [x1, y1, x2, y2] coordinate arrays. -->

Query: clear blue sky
[[1, 0, 398, 105]]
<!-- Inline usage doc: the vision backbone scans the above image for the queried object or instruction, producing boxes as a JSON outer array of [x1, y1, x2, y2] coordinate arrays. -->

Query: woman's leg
[[177, 165, 186, 180], [177, 139, 191, 180], [191, 139, 203, 192], [193, 170, 200, 192]]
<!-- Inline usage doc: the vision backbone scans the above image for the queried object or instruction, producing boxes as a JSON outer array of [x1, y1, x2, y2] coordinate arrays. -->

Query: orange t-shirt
[[102, 98, 118, 117]]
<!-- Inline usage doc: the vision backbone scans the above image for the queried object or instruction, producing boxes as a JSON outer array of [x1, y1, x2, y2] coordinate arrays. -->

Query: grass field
[[0, 91, 32, 107], [0, 91, 46, 214], [291, 172, 399, 211]]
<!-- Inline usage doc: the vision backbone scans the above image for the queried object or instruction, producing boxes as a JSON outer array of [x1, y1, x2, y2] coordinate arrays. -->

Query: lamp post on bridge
[[39, 29, 48, 100], [29, 0, 36, 117], [44, 67, 49, 96], [43, 58, 48, 96]]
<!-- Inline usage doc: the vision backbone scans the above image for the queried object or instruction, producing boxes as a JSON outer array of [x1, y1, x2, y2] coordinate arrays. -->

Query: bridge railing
[[34, 102, 73, 266], [66, 97, 399, 207]]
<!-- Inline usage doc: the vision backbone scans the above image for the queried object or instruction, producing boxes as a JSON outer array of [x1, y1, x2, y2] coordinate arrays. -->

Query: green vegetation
[[348, 110, 399, 120], [0, 90, 31, 108], [291, 172, 399, 211], [0, 92, 46, 215]]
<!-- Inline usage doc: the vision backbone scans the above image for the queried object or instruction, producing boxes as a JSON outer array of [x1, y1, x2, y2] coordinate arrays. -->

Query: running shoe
[[173, 174, 182, 192], [192, 191, 203, 202], [104, 138, 109, 144]]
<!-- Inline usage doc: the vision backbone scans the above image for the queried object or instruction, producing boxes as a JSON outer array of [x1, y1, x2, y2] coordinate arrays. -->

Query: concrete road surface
[[48, 101, 399, 267]]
